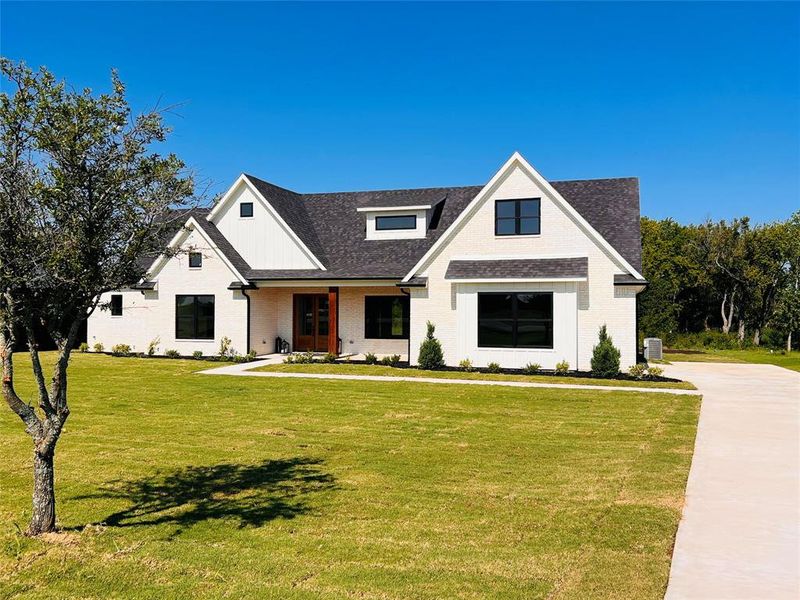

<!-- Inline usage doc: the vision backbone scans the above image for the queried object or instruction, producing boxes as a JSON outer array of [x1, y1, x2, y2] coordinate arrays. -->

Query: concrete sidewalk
[[198, 359, 700, 395], [663, 362, 800, 599]]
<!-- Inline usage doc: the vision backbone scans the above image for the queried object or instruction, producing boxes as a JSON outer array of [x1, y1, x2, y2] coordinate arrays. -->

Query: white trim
[[446, 277, 588, 284], [206, 174, 326, 271], [253, 279, 402, 288], [356, 204, 432, 213], [401, 152, 644, 282], [450, 253, 589, 261], [144, 216, 249, 284]]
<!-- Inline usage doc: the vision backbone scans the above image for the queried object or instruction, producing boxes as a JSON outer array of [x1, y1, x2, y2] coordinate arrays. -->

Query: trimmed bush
[[459, 358, 474, 372], [246, 350, 257, 361], [364, 352, 378, 365], [418, 321, 444, 370], [192, 350, 203, 360], [523, 362, 541, 375], [591, 325, 621, 378], [283, 354, 295, 364], [93, 342, 104, 353], [486, 362, 501, 374], [555, 360, 570, 375], [111, 344, 131, 357], [79, 342, 89, 353], [164, 349, 180, 358], [646, 366, 664, 379], [628, 363, 647, 380], [381, 354, 401, 367], [293, 351, 315, 364], [322, 352, 338, 364]]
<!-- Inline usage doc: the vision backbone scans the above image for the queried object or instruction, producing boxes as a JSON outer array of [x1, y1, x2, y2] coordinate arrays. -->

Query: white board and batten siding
[[210, 182, 319, 270], [409, 162, 638, 370], [87, 227, 248, 356]]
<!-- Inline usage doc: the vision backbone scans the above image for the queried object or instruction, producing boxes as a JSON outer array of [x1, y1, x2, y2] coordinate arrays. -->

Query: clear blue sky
[[2, 1, 798, 223]]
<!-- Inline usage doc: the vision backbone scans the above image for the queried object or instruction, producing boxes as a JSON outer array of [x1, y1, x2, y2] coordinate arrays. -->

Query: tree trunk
[[788, 331, 793, 354], [721, 293, 730, 333], [738, 319, 745, 342], [29, 448, 56, 535], [753, 327, 761, 347]]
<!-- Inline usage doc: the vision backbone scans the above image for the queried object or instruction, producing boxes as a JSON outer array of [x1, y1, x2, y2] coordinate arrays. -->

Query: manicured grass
[[250, 362, 697, 389], [1, 353, 700, 599], [662, 348, 800, 372]]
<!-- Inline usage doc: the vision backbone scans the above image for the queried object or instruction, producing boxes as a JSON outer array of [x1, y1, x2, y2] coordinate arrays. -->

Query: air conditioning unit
[[644, 338, 663, 361]]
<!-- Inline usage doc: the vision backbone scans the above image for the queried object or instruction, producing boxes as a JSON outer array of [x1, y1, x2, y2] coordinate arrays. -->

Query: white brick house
[[88, 153, 647, 369]]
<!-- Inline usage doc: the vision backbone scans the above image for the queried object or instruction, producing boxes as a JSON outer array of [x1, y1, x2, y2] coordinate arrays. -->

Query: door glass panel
[[300, 296, 314, 336], [317, 297, 329, 336]]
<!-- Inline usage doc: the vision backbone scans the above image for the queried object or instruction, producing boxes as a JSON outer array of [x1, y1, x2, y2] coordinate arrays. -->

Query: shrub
[[646, 366, 664, 379], [283, 354, 295, 364], [418, 321, 445, 370], [246, 350, 257, 361], [111, 343, 131, 357], [381, 354, 401, 367], [364, 352, 378, 365], [147, 336, 160, 356], [218, 336, 234, 360], [322, 352, 338, 364], [486, 362, 501, 374], [591, 325, 621, 378], [78, 342, 89, 353], [292, 351, 315, 364], [192, 350, 203, 360], [523, 362, 541, 375], [555, 360, 570, 375], [233, 354, 249, 363], [164, 349, 180, 358], [93, 342, 104, 353], [459, 358, 474, 372], [628, 363, 647, 379]]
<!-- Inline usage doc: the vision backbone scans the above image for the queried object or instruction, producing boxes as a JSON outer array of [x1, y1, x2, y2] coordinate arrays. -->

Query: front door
[[293, 294, 329, 352]]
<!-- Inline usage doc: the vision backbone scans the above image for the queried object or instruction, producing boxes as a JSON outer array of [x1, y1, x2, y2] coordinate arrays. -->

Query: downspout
[[241, 287, 252, 354], [400, 287, 411, 364]]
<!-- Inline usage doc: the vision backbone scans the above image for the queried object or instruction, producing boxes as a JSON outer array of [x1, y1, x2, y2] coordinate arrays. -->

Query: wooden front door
[[293, 294, 329, 352]]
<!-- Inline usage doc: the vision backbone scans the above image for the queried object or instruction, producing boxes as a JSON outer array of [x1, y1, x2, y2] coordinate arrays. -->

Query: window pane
[[496, 200, 516, 218], [299, 296, 314, 336], [195, 296, 214, 339], [516, 320, 553, 348], [375, 215, 416, 230], [189, 253, 202, 268], [495, 218, 516, 235], [317, 297, 329, 336], [110, 294, 123, 316], [365, 296, 409, 339], [240, 202, 254, 217], [479, 293, 513, 318], [391, 298, 404, 336], [519, 218, 540, 235], [478, 294, 515, 347], [516, 293, 551, 319], [519, 199, 540, 217]]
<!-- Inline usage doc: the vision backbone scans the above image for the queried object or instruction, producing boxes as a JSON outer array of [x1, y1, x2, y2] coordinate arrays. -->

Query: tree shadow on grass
[[74, 457, 336, 534]]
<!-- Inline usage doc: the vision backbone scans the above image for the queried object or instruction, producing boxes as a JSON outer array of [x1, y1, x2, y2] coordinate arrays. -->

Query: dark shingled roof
[[445, 258, 589, 280], [148, 175, 641, 282], [614, 274, 648, 285]]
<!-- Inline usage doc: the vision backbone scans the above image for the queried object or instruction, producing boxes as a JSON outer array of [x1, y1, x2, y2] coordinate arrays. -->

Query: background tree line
[[639, 211, 800, 351]]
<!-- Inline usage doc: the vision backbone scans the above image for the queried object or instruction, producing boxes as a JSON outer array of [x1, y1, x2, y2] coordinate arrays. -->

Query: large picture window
[[495, 198, 541, 236], [477, 292, 553, 348], [175, 295, 215, 340], [375, 215, 416, 231], [365, 296, 409, 339]]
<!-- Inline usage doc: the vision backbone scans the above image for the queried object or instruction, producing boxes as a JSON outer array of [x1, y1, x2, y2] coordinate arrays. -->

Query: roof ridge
[[300, 184, 484, 197]]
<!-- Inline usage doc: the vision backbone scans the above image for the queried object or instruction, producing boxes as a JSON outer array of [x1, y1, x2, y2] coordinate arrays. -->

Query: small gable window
[[110, 294, 123, 317], [240, 202, 254, 218], [375, 215, 416, 231], [495, 198, 541, 236], [189, 252, 202, 268]]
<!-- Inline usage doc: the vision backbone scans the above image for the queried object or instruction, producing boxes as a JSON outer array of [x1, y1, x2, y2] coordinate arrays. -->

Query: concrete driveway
[[663, 362, 800, 599]]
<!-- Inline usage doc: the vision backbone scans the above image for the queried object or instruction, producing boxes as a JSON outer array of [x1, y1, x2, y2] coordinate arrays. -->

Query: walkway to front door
[[293, 294, 329, 352]]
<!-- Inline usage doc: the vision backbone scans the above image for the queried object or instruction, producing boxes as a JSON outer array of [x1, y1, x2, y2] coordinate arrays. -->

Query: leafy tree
[[418, 321, 444, 370], [0, 59, 195, 535], [590, 325, 620, 377]]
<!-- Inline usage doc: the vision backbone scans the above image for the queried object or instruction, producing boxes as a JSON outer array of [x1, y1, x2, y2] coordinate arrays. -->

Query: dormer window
[[375, 215, 417, 231], [240, 202, 254, 218], [495, 198, 541, 236]]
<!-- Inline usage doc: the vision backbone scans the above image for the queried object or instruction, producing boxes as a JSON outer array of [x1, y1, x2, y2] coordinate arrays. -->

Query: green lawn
[[250, 362, 697, 390], [1, 354, 700, 599], [662, 348, 800, 372]]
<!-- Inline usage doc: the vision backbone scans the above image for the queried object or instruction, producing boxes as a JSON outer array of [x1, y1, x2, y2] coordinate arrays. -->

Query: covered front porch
[[244, 282, 411, 359]]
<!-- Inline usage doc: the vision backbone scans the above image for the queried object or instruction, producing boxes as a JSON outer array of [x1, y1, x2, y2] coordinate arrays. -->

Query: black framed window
[[478, 292, 553, 348], [240, 202, 254, 218], [110, 294, 123, 317], [375, 215, 416, 231], [189, 252, 202, 268], [495, 198, 541, 236], [176, 295, 215, 340], [365, 296, 409, 339]]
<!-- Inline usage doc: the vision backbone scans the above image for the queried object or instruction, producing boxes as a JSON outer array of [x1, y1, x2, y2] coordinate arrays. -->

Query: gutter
[[228, 282, 257, 353]]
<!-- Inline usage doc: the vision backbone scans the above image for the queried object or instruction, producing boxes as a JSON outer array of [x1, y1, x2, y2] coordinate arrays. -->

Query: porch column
[[328, 286, 339, 355]]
